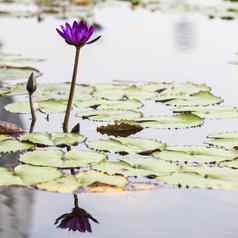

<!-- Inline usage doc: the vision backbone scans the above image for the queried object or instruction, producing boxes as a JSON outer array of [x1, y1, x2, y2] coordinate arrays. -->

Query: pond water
[[1, 1, 238, 237]]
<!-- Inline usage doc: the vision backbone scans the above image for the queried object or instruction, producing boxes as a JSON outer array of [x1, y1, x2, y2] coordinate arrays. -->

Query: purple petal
[[56, 28, 67, 39], [88, 214, 99, 224]]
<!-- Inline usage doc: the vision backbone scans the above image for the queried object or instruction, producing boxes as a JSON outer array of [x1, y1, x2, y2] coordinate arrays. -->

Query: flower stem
[[29, 94, 36, 133], [73, 193, 79, 208], [63, 47, 81, 133]]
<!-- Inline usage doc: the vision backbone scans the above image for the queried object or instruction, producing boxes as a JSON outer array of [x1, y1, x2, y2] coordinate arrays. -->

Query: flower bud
[[26, 72, 37, 95], [71, 123, 80, 133]]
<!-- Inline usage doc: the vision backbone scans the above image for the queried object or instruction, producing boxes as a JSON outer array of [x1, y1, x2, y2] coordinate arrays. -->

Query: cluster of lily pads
[[1, 0, 238, 21], [1, 78, 238, 192], [0, 52, 43, 81]]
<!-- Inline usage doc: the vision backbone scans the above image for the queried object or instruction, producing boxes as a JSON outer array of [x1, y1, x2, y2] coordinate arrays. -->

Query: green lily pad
[[139, 81, 173, 92], [153, 146, 238, 164], [0, 139, 33, 153], [0, 135, 12, 142], [14, 164, 63, 185], [206, 131, 238, 150], [38, 83, 94, 100], [134, 113, 204, 129], [38, 99, 68, 113], [159, 172, 238, 189], [5, 101, 39, 114], [76, 109, 143, 121], [36, 170, 128, 193], [121, 156, 179, 176], [0, 65, 41, 81], [156, 82, 211, 101], [19, 132, 86, 146], [92, 160, 157, 177], [159, 91, 223, 107], [76, 170, 128, 188], [0, 167, 24, 186], [36, 175, 80, 193], [19, 149, 106, 168], [181, 165, 238, 181], [220, 159, 238, 169], [86, 137, 166, 155], [93, 85, 157, 100], [0, 52, 44, 66], [173, 106, 238, 119], [76, 98, 143, 111]]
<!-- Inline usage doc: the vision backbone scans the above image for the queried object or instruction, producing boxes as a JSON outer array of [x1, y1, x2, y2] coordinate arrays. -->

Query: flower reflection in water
[[55, 194, 99, 232]]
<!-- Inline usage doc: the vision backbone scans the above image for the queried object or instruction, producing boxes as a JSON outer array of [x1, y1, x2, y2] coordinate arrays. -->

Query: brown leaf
[[0, 121, 24, 134], [97, 121, 143, 137]]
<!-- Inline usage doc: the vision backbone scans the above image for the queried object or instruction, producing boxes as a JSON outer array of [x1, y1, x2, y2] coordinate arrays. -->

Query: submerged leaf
[[97, 121, 143, 137]]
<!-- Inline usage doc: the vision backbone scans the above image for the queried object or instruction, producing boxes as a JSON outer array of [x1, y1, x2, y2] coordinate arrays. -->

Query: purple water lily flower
[[57, 20, 101, 133], [55, 194, 99, 233], [55, 207, 99, 232], [56, 20, 100, 47]]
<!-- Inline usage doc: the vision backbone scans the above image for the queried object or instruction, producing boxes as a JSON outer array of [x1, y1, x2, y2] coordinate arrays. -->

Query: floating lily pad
[[0, 52, 44, 66], [19, 149, 106, 168], [220, 159, 238, 169], [38, 99, 68, 113], [0, 65, 41, 81], [159, 91, 223, 107], [38, 83, 94, 100], [5, 101, 39, 114], [181, 166, 238, 182], [36, 171, 128, 193], [134, 113, 204, 129], [139, 81, 173, 93], [86, 137, 166, 155], [156, 82, 211, 101], [173, 106, 238, 119], [93, 85, 157, 100], [74, 98, 143, 111], [36, 175, 80, 193], [76, 170, 128, 188], [0, 138, 33, 153], [92, 160, 156, 177], [153, 146, 238, 164], [76, 109, 143, 121], [14, 165, 63, 185], [206, 131, 238, 150], [121, 156, 179, 176], [0, 167, 24, 186], [159, 172, 238, 189], [19, 132, 86, 146]]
